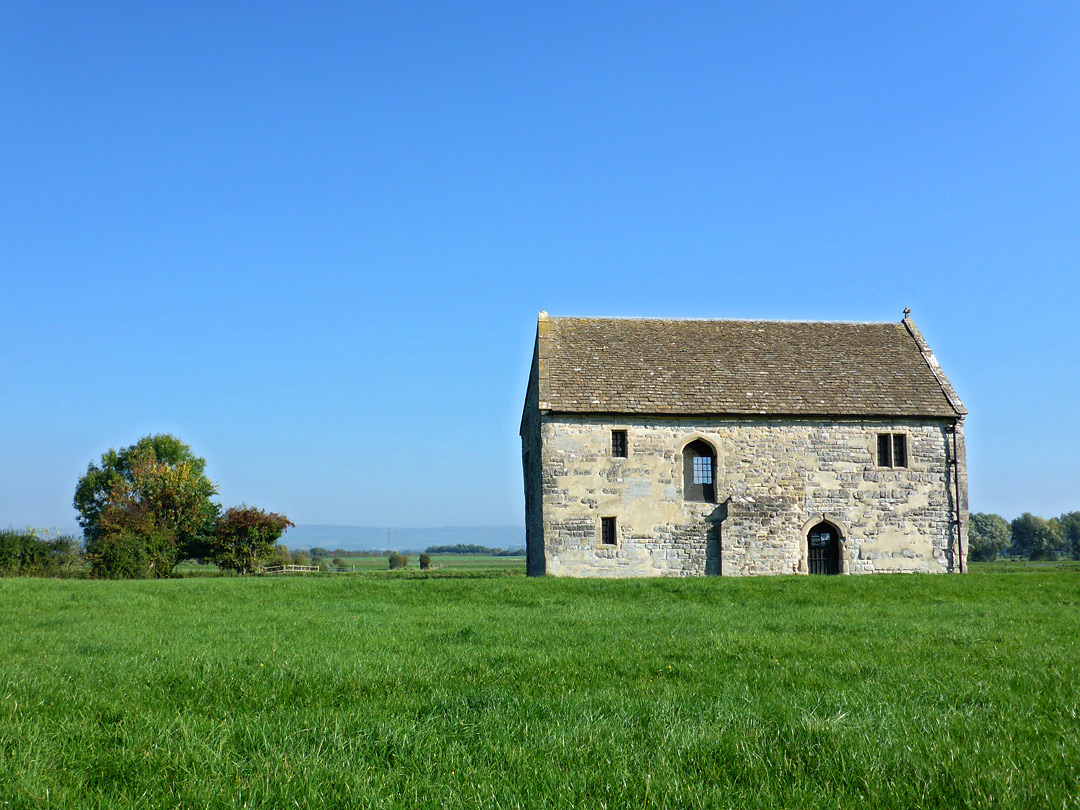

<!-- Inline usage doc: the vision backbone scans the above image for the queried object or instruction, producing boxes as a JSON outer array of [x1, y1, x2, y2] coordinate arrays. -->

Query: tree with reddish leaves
[[212, 506, 294, 575]]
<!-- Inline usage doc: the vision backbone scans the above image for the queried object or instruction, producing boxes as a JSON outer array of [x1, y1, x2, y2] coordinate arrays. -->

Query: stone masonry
[[529, 415, 965, 577]]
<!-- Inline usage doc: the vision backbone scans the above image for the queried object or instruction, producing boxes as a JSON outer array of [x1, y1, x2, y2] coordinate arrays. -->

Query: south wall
[[529, 415, 967, 577]]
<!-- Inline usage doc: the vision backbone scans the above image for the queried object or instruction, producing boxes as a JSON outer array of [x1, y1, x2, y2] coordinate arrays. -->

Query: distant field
[[330, 553, 526, 572], [170, 552, 526, 575], [1, 569, 1077, 808], [969, 558, 1080, 573]]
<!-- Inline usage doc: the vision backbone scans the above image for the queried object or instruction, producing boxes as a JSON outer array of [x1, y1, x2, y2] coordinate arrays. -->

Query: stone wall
[[532, 415, 967, 577]]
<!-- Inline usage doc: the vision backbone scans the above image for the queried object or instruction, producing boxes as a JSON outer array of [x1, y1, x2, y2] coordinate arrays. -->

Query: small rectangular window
[[601, 517, 617, 545], [878, 433, 907, 468], [611, 430, 627, 458]]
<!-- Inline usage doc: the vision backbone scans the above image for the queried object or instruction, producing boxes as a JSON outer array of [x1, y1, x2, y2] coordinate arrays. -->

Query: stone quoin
[[520, 312, 968, 577]]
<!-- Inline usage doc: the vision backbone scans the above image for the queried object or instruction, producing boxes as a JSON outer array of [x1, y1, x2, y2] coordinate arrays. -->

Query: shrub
[[0, 529, 83, 577], [332, 557, 345, 568], [419, 553, 431, 570], [389, 552, 408, 570], [91, 530, 152, 579]]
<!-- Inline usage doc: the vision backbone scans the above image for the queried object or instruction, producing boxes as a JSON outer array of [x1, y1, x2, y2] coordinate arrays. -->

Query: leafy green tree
[[419, 553, 431, 570], [389, 552, 407, 570], [272, 544, 291, 566], [211, 506, 294, 575], [1010, 513, 1064, 560], [1059, 512, 1080, 560], [968, 513, 1011, 561], [75, 435, 219, 576], [291, 550, 311, 567]]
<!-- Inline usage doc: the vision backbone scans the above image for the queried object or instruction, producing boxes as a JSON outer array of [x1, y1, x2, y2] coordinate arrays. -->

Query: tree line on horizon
[[968, 511, 1080, 562], [423, 544, 525, 556]]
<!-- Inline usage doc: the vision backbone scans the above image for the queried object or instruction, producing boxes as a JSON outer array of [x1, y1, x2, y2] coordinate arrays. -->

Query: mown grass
[[1, 570, 1077, 809]]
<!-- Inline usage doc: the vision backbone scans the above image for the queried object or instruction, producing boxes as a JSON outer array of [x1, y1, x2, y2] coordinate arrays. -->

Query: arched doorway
[[807, 522, 840, 575]]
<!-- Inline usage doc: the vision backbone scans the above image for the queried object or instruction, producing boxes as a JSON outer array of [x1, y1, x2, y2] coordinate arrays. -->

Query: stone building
[[520, 312, 968, 577]]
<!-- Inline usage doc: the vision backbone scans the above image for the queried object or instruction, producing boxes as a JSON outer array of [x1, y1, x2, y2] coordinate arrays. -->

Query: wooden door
[[807, 523, 839, 575]]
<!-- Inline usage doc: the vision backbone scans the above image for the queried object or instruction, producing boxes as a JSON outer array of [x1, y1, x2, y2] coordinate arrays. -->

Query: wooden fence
[[259, 564, 321, 574], [259, 564, 366, 574]]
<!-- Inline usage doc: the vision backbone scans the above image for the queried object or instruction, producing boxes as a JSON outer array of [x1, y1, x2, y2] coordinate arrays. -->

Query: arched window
[[683, 440, 716, 503]]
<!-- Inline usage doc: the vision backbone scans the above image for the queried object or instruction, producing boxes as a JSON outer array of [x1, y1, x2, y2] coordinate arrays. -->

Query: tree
[[389, 552, 407, 570], [272, 544, 291, 566], [211, 506, 294, 575], [1059, 512, 1080, 560], [968, 513, 1011, 561], [75, 435, 220, 577], [419, 553, 431, 570], [1010, 513, 1064, 560]]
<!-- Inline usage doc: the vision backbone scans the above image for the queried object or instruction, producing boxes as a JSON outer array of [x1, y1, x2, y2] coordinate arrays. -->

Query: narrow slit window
[[611, 430, 627, 458], [601, 517, 617, 545], [892, 434, 907, 468], [878, 433, 892, 467]]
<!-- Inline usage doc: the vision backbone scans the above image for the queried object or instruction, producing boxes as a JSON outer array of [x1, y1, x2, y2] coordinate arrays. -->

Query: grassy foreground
[[1, 571, 1078, 809]]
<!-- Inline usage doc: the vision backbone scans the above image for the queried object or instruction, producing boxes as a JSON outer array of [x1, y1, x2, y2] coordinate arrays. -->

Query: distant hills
[[284, 524, 525, 553]]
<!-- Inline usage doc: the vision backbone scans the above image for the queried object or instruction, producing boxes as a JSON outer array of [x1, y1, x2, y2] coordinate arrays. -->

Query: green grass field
[[2, 569, 1078, 809]]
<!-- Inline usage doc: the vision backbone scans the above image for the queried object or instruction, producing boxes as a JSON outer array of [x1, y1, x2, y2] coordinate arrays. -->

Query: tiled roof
[[535, 315, 964, 418]]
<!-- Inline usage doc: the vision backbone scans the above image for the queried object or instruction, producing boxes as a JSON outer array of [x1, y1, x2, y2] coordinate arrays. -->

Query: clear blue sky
[[2, 2, 1078, 530]]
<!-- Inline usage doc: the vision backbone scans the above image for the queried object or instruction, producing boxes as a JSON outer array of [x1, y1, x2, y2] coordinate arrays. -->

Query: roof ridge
[[547, 315, 902, 326]]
